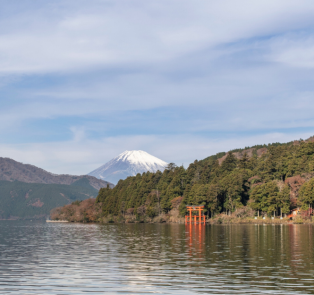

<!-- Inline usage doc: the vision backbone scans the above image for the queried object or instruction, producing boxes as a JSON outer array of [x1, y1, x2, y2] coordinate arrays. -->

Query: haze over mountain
[[0, 157, 114, 190], [88, 150, 168, 184], [0, 157, 115, 219], [0, 179, 99, 220]]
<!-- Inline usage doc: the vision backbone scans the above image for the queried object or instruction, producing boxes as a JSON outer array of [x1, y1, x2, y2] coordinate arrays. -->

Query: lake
[[0, 221, 314, 294]]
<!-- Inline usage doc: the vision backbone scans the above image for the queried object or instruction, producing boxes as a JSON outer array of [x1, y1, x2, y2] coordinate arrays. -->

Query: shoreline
[[48, 216, 314, 225], [46, 220, 69, 223]]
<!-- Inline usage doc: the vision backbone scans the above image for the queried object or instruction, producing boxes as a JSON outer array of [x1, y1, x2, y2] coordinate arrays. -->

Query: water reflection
[[186, 223, 205, 259], [0, 221, 314, 294]]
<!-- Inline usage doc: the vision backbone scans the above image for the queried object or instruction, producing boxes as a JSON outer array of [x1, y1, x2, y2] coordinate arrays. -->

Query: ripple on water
[[0, 222, 314, 294]]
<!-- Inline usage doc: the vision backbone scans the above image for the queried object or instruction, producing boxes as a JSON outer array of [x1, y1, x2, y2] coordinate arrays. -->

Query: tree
[[249, 184, 264, 216], [92, 137, 314, 221], [179, 184, 191, 216], [155, 188, 161, 215], [239, 152, 249, 169], [221, 152, 237, 174], [206, 184, 219, 217], [264, 181, 279, 216], [250, 181, 280, 216], [120, 201, 126, 217], [298, 179, 314, 210], [166, 163, 177, 171], [277, 184, 290, 217], [221, 171, 247, 214]]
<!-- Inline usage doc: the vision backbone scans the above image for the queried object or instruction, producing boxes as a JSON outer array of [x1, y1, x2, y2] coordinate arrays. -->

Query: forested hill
[[96, 137, 314, 218], [0, 178, 99, 219]]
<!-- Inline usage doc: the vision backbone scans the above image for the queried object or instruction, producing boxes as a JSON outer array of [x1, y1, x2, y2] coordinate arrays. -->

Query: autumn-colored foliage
[[50, 198, 102, 222], [171, 196, 183, 209]]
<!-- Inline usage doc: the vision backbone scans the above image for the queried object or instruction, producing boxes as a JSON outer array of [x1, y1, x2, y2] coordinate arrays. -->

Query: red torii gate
[[185, 205, 205, 224]]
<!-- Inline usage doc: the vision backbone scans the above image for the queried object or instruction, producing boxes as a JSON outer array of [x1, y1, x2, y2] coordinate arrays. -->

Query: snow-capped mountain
[[88, 150, 168, 185]]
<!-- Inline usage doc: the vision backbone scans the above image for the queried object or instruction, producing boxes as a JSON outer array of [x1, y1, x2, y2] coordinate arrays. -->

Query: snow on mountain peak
[[116, 150, 167, 166], [88, 150, 168, 185]]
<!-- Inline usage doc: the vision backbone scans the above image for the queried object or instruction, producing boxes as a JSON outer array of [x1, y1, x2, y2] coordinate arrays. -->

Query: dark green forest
[[0, 178, 98, 219], [96, 139, 314, 218]]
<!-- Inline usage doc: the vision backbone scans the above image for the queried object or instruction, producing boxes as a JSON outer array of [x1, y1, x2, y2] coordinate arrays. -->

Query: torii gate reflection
[[185, 205, 206, 257]]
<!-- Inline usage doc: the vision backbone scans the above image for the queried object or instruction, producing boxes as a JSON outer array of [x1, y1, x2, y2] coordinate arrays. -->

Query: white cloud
[[0, 131, 312, 176], [0, 0, 314, 173], [272, 37, 314, 68], [1, 0, 314, 74]]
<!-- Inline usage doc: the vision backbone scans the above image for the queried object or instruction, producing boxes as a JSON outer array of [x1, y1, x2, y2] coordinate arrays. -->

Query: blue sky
[[1, 0, 314, 174]]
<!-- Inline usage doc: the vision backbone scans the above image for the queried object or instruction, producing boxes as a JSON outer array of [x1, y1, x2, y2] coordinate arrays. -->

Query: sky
[[1, 0, 314, 175]]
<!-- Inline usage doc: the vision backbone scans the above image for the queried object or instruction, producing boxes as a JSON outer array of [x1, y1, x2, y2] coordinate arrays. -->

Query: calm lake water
[[0, 221, 314, 294]]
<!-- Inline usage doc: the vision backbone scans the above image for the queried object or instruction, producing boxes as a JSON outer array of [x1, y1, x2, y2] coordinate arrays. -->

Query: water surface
[[0, 221, 314, 294]]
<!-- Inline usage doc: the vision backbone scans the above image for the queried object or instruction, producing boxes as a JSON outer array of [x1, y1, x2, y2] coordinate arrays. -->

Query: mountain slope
[[88, 150, 168, 184], [92, 138, 314, 221], [0, 179, 99, 219], [0, 157, 114, 190]]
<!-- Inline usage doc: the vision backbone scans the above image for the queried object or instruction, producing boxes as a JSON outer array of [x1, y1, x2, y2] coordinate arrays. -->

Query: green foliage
[[228, 141, 294, 154], [298, 178, 314, 210], [96, 138, 314, 218], [221, 152, 237, 174], [203, 152, 226, 162], [249, 181, 291, 216], [278, 185, 291, 214]]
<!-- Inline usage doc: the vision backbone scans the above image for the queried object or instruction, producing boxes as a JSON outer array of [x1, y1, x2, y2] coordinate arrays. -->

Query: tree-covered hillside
[[0, 179, 98, 219], [96, 139, 314, 219]]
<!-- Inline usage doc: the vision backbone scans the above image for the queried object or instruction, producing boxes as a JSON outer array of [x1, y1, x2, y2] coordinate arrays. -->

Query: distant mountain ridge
[[88, 150, 168, 184], [0, 179, 99, 220], [0, 157, 114, 190]]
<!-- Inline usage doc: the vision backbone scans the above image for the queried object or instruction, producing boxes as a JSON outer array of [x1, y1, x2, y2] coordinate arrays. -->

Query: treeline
[[96, 139, 314, 219]]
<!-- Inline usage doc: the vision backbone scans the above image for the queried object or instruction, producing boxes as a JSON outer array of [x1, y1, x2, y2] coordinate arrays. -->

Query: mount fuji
[[88, 150, 168, 185]]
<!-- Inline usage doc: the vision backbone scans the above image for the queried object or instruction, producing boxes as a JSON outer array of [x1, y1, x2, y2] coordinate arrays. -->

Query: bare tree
[[121, 201, 126, 217], [166, 163, 177, 171], [156, 187, 161, 216]]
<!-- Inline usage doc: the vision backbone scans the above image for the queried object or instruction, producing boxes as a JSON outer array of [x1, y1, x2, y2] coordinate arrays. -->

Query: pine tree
[[298, 179, 314, 210]]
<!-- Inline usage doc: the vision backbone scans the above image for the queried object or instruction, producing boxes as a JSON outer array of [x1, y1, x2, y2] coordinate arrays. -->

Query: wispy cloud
[[0, 0, 314, 172], [0, 131, 312, 175], [1, 0, 314, 74]]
